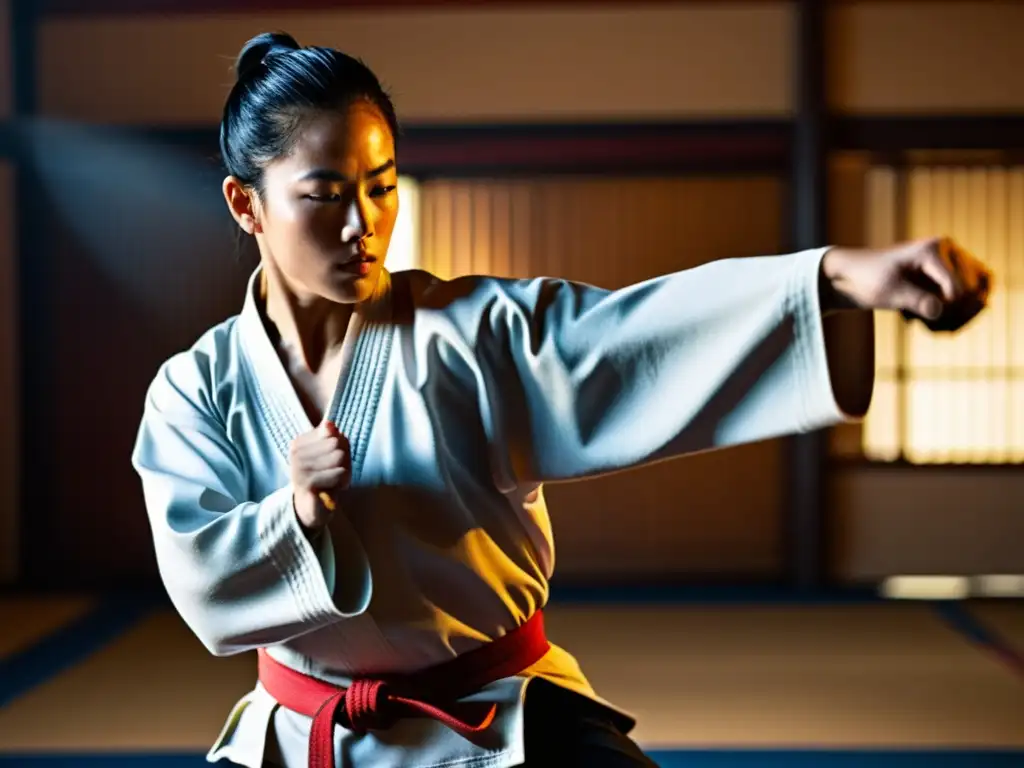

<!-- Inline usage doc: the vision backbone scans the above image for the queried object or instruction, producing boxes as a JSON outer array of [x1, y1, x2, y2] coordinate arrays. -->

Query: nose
[[341, 195, 373, 244]]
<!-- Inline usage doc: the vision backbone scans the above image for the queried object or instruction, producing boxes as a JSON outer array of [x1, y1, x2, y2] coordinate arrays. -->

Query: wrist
[[292, 493, 326, 542], [819, 247, 862, 312]]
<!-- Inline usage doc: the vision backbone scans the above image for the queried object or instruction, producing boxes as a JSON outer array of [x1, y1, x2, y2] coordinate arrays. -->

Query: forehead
[[283, 101, 394, 174]]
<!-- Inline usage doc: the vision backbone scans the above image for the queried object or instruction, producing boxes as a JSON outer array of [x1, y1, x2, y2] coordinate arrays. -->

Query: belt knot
[[340, 679, 393, 732]]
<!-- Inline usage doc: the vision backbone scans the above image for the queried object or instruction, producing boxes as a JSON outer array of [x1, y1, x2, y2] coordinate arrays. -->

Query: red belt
[[256, 611, 550, 768]]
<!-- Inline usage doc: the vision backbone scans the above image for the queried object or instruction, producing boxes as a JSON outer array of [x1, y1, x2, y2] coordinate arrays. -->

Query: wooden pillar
[[786, 0, 829, 590], [13, 0, 47, 586], [0, 0, 17, 584]]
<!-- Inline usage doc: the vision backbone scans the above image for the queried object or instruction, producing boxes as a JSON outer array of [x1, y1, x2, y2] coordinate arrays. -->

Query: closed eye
[[305, 186, 395, 203]]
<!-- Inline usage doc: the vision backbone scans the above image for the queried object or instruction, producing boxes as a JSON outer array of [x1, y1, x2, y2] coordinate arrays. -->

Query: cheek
[[269, 202, 339, 246], [375, 197, 400, 240]]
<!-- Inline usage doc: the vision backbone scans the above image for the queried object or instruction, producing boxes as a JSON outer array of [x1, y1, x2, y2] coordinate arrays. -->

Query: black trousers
[[521, 680, 657, 767]]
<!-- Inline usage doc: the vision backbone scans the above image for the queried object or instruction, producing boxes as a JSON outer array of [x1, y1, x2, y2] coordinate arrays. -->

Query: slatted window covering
[[415, 176, 783, 285], [863, 165, 1024, 464]]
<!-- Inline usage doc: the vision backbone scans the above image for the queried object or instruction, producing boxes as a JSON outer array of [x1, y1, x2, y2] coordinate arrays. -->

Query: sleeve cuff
[[257, 486, 372, 621], [788, 246, 876, 432]]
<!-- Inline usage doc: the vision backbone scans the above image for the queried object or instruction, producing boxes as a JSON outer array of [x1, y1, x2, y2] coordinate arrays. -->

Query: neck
[[260, 265, 354, 373]]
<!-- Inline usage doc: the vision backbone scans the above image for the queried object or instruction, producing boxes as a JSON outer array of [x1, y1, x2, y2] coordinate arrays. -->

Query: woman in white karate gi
[[132, 32, 990, 768]]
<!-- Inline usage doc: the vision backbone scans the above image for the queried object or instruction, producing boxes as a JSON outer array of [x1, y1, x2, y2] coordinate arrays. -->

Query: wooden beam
[[137, 120, 793, 177], [128, 113, 1024, 177], [834, 115, 1024, 152]]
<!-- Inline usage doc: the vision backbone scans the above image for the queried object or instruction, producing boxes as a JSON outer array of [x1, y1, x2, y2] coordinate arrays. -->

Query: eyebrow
[[299, 159, 395, 183]]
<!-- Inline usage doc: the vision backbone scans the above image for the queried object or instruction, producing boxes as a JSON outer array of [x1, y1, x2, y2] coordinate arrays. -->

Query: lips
[[339, 252, 375, 266], [337, 254, 376, 275]]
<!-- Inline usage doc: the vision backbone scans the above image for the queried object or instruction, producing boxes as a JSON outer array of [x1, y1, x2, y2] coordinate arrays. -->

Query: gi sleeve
[[131, 362, 372, 656], [465, 247, 874, 484]]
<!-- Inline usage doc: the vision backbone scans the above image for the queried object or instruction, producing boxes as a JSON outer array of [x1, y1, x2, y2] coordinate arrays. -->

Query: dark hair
[[219, 32, 399, 193]]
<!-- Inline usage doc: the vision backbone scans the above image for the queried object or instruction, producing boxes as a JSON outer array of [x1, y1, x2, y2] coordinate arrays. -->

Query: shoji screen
[[863, 164, 1024, 464]]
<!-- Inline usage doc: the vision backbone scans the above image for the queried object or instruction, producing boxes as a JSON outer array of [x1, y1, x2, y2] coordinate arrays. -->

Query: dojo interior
[[1, 1, 1022, 766]]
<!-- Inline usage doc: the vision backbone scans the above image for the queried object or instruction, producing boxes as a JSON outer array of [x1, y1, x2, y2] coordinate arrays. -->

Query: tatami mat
[[542, 604, 1024, 748], [0, 597, 96, 659], [969, 602, 1024, 647], [0, 601, 1021, 753], [0, 611, 255, 750]]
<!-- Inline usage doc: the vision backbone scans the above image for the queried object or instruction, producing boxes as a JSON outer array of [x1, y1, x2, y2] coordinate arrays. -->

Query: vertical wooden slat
[[423, 181, 453, 279], [987, 168, 1009, 463], [418, 174, 436, 274], [950, 168, 970, 462], [967, 168, 989, 462], [452, 185, 473, 278], [904, 167, 931, 463], [490, 183, 511, 279], [470, 184, 490, 276], [540, 182, 563, 280], [510, 181, 532, 280]]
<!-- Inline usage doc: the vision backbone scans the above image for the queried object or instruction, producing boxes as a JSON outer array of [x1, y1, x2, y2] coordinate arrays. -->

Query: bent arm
[[131, 388, 371, 656], [471, 247, 874, 484]]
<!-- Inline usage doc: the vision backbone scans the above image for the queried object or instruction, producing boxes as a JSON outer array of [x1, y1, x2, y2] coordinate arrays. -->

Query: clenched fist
[[822, 237, 992, 332], [289, 420, 350, 533]]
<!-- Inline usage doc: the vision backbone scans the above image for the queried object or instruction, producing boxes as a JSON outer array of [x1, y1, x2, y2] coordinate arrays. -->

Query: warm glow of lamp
[[881, 575, 969, 600], [387, 176, 421, 273]]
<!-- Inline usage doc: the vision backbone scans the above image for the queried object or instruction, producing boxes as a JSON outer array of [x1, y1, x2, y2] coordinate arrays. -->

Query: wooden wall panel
[[831, 466, 1024, 580], [831, 1, 1024, 113], [37, 2, 1024, 125], [37, 4, 792, 124]]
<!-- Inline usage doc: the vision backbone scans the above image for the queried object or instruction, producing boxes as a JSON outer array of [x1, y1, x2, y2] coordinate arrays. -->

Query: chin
[[323, 267, 380, 304]]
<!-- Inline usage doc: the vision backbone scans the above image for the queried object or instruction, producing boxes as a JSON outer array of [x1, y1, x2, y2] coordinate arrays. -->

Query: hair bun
[[235, 31, 300, 82]]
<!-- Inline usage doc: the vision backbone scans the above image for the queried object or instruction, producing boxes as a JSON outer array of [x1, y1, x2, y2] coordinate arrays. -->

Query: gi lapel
[[237, 266, 396, 483]]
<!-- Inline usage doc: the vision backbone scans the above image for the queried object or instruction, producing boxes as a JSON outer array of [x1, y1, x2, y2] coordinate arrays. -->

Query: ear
[[222, 176, 261, 234]]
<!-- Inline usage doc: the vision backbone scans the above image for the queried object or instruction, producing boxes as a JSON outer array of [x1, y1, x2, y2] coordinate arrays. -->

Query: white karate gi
[[131, 246, 871, 768]]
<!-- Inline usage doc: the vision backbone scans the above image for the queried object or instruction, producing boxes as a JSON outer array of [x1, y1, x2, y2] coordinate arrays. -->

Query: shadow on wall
[[23, 120, 256, 584]]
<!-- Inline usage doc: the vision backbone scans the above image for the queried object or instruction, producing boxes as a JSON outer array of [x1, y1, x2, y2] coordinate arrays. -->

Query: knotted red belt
[[256, 611, 550, 768]]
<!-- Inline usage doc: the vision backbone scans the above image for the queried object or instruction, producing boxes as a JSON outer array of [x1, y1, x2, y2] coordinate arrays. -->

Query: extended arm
[[463, 238, 989, 485]]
